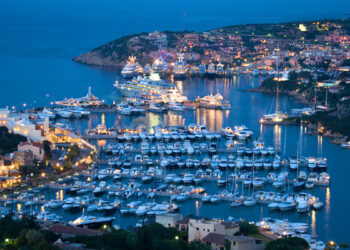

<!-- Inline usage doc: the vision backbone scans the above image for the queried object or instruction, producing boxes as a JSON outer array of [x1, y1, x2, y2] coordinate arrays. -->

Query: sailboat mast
[[314, 74, 317, 109], [314, 50, 317, 110], [276, 48, 280, 116]]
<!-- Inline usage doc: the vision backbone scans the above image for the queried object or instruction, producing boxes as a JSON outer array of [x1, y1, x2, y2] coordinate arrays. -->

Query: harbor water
[[1, 0, 350, 244]]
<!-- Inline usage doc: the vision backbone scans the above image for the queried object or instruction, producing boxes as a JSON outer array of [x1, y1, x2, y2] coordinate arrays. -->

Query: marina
[[0, 75, 337, 246], [2, 2, 350, 247]]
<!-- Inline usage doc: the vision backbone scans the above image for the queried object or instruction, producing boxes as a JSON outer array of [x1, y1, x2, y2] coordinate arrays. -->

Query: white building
[[0, 107, 10, 127], [188, 219, 225, 242], [148, 31, 168, 49], [155, 213, 183, 228], [7, 115, 48, 142]]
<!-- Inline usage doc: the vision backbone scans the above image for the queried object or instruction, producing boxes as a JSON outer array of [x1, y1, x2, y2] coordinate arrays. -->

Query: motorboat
[[69, 216, 115, 229], [243, 197, 256, 206]]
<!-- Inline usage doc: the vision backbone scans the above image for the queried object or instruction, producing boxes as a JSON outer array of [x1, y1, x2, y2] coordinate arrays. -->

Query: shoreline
[[248, 87, 349, 147]]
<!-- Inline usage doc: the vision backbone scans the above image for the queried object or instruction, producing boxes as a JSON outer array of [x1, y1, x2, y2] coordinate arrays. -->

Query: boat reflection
[[165, 112, 186, 127], [311, 210, 316, 237], [317, 135, 323, 156], [273, 125, 281, 153], [147, 112, 162, 133], [196, 108, 223, 132], [195, 200, 200, 216]]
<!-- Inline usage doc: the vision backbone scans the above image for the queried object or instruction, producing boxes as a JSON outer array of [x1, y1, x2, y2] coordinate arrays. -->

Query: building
[[0, 107, 10, 127], [226, 235, 264, 250], [18, 141, 44, 161], [13, 150, 34, 166], [155, 213, 183, 228], [175, 217, 190, 232], [47, 128, 82, 145], [148, 31, 168, 49], [188, 219, 225, 242], [222, 222, 240, 236], [202, 233, 226, 250], [7, 115, 48, 141], [202, 234, 265, 250], [49, 224, 103, 239]]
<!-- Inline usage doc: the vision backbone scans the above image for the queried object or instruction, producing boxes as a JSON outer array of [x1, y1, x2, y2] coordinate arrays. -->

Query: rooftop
[[49, 224, 103, 237], [202, 233, 225, 246]]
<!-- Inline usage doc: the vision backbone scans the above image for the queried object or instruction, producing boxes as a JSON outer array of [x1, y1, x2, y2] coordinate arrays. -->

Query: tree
[[225, 239, 231, 250], [136, 226, 152, 250], [236, 221, 259, 236], [25, 229, 43, 246], [43, 140, 52, 161], [266, 237, 309, 250], [0, 127, 26, 155], [19, 165, 39, 177], [66, 144, 79, 162], [288, 71, 298, 81]]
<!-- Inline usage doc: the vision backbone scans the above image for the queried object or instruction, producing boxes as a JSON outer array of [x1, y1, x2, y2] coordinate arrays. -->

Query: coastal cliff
[[73, 33, 159, 67], [73, 31, 185, 67]]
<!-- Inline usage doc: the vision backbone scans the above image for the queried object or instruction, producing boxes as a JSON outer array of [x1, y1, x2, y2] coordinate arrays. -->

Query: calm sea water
[[1, 0, 350, 244]]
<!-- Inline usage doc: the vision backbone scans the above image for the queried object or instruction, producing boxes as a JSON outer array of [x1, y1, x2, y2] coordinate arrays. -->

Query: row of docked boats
[[99, 124, 253, 143], [255, 218, 325, 250], [35, 106, 90, 120]]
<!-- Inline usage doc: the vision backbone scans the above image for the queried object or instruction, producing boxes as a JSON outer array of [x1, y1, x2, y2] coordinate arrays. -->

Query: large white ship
[[121, 56, 141, 79], [55, 87, 101, 107], [173, 53, 188, 79], [114, 73, 187, 103]]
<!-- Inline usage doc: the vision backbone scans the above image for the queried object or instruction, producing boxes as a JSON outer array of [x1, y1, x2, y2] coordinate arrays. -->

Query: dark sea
[[1, 0, 350, 244]]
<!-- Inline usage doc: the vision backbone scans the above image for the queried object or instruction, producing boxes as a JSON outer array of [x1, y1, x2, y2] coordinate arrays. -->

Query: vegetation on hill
[[0, 218, 209, 250], [0, 216, 58, 250], [235, 221, 260, 236], [0, 127, 26, 155], [265, 237, 309, 250], [71, 222, 209, 250]]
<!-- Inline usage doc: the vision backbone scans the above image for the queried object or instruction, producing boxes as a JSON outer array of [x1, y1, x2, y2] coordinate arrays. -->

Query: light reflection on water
[[166, 112, 185, 127], [273, 125, 281, 153], [195, 200, 200, 216], [311, 210, 316, 237], [318, 135, 323, 156], [98, 140, 107, 147], [195, 108, 224, 132]]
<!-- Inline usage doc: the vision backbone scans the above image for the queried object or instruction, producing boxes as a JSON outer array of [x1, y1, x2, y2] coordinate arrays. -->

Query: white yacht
[[216, 63, 224, 77], [121, 56, 140, 79], [39, 108, 56, 120], [207, 63, 216, 77], [115, 73, 178, 98], [198, 63, 206, 75], [341, 141, 350, 148], [196, 93, 231, 110], [69, 216, 115, 229], [55, 87, 102, 107], [173, 53, 188, 79], [168, 103, 185, 111], [152, 57, 168, 74], [116, 104, 132, 115]]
